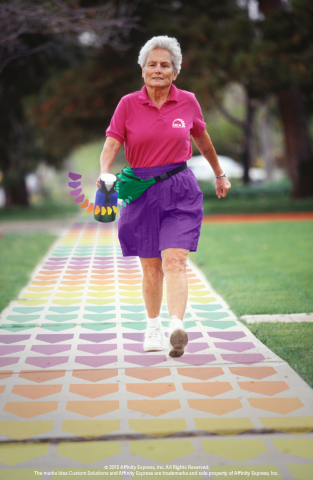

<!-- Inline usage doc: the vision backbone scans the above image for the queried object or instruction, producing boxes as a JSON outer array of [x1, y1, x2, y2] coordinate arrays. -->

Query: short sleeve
[[190, 95, 206, 138], [106, 98, 127, 144]]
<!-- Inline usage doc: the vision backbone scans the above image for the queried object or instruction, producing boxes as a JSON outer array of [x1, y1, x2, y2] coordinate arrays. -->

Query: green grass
[[243, 322, 313, 388], [191, 221, 313, 387], [0, 199, 79, 222], [0, 232, 57, 312], [191, 221, 313, 316]]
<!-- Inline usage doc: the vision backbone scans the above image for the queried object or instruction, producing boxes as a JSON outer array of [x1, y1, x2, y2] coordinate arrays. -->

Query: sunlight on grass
[[191, 221, 313, 387], [0, 232, 57, 312], [244, 322, 313, 388], [191, 221, 313, 316]]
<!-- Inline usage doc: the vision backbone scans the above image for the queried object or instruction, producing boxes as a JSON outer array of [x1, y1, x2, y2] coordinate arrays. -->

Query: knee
[[142, 264, 164, 283], [162, 252, 187, 275]]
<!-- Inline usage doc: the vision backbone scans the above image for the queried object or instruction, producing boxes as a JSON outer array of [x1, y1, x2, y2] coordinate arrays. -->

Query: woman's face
[[142, 48, 177, 89]]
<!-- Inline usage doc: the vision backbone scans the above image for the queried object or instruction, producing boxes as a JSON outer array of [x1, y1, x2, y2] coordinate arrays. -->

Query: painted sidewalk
[[0, 213, 312, 480]]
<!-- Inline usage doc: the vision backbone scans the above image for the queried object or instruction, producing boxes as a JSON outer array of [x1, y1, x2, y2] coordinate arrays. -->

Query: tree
[[173, 0, 313, 194], [25, 0, 177, 162], [0, 0, 138, 206], [27, 0, 313, 197], [28, 0, 255, 171], [257, 0, 313, 197], [26, 46, 142, 161]]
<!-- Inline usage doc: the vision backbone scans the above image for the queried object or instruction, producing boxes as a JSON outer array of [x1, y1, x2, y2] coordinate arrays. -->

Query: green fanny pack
[[115, 163, 187, 203]]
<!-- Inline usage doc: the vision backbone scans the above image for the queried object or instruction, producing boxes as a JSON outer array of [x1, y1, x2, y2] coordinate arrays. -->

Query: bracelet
[[215, 173, 226, 178]]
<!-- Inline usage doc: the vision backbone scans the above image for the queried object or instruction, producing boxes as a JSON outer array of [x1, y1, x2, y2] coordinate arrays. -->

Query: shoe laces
[[145, 326, 162, 340]]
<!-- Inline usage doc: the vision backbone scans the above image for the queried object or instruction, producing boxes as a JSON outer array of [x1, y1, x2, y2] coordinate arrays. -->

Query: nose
[[154, 63, 162, 73]]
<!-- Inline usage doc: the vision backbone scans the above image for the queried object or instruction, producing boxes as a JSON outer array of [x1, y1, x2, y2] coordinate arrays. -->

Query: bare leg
[[161, 248, 189, 320], [161, 248, 189, 357], [140, 257, 164, 318]]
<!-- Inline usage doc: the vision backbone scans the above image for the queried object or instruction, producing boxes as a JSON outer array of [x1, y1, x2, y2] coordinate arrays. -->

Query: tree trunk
[[258, 0, 313, 198], [277, 88, 313, 198], [260, 102, 273, 181], [258, 0, 283, 16], [4, 177, 29, 207], [0, 139, 29, 207], [242, 96, 255, 184]]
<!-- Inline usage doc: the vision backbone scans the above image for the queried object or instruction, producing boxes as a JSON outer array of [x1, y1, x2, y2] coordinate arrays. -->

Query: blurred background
[[0, 0, 313, 220]]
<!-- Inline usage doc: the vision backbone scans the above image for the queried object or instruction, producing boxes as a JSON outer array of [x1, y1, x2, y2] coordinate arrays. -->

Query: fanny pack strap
[[117, 162, 187, 184], [154, 162, 187, 182]]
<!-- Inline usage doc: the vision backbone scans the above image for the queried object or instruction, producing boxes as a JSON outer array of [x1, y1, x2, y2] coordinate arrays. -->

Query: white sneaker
[[143, 324, 164, 352], [168, 317, 188, 357]]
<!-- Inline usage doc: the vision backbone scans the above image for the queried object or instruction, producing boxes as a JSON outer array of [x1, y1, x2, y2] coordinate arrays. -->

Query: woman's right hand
[[97, 137, 122, 189], [96, 176, 102, 189]]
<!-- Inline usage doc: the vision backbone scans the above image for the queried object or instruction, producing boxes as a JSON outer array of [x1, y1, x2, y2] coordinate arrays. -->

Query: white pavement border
[[241, 313, 313, 323], [0, 219, 73, 235]]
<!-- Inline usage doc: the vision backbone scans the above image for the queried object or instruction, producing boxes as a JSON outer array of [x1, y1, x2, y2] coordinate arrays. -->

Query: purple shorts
[[118, 162, 204, 259]]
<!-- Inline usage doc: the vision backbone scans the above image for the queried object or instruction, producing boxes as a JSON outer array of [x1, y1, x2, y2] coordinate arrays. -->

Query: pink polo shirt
[[106, 84, 206, 168]]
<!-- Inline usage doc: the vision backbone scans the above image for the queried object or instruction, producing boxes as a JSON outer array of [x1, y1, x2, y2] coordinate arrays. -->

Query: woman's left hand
[[216, 177, 231, 199]]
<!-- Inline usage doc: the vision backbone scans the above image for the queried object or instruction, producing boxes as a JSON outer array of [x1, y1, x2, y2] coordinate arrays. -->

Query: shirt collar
[[137, 84, 179, 105]]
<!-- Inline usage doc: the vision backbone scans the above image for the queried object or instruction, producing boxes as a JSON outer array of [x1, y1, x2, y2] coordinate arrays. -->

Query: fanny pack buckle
[[159, 172, 169, 180], [154, 162, 187, 183]]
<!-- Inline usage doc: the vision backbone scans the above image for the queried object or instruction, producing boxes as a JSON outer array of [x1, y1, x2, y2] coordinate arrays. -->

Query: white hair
[[138, 35, 182, 75]]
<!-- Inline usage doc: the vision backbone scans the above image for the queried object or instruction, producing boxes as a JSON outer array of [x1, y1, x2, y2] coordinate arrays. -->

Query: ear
[[173, 70, 178, 81], [142, 67, 145, 79]]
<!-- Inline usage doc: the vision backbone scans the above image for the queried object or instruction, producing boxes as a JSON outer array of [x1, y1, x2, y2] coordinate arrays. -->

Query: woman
[[96, 36, 231, 357]]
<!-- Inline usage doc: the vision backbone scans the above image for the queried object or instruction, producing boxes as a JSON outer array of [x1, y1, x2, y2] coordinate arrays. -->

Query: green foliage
[[175, 0, 313, 101], [0, 232, 57, 312], [198, 178, 313, 214], [26, 50, 142, 160], [26, 0, 313, 164], [244, 322, 313, 388], [203, 194, 313, 214], [199, 179, 292, 198], [3, 0, 313, 203], [0, 0, 139, 205], [191, 221, 313, 316]]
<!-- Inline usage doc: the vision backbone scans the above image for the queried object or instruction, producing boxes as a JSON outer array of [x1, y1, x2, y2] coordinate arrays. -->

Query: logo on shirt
[[172, 118, 186, 128]]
